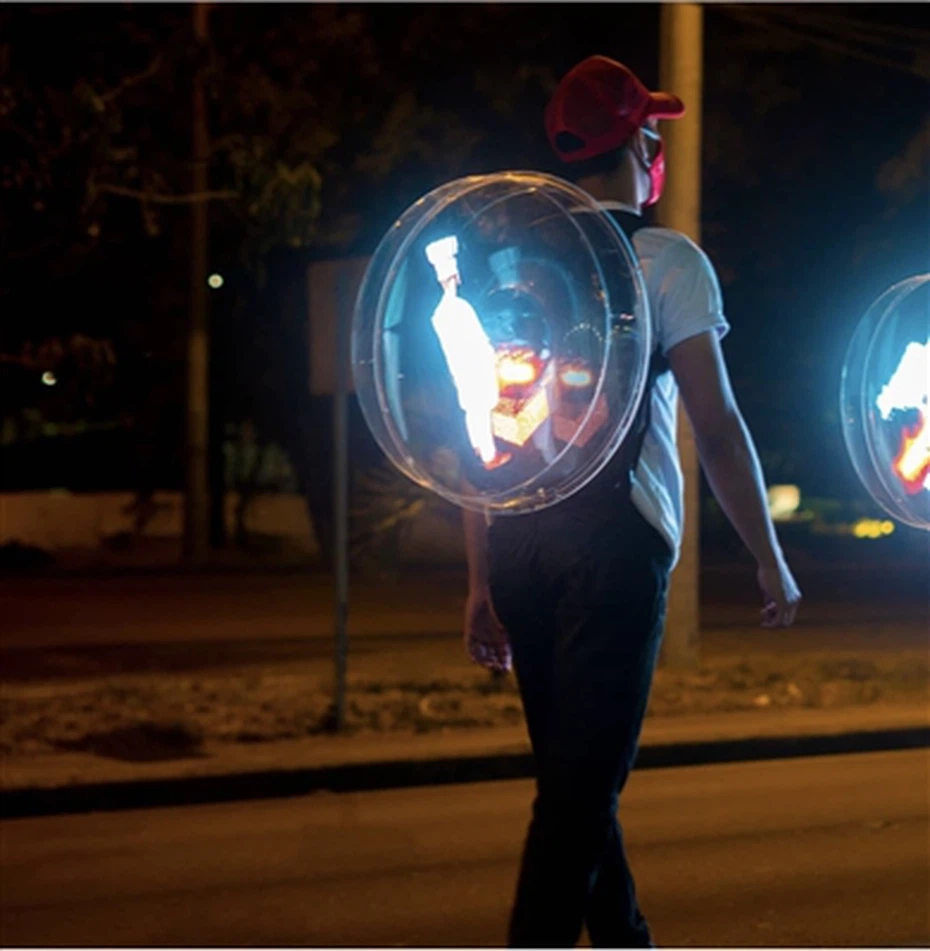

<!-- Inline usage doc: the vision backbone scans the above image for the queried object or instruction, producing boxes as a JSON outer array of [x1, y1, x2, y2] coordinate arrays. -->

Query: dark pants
[[488, 493, 673, 949]]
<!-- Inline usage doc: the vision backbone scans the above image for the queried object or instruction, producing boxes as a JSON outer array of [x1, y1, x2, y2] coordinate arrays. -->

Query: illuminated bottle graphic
[[425, 236, 507, 468], [876, 338, 930, 495]]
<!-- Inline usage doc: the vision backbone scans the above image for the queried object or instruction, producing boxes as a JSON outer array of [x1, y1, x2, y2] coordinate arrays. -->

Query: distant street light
[[767, 484, 801, 521], [208, 273, 224, 290]]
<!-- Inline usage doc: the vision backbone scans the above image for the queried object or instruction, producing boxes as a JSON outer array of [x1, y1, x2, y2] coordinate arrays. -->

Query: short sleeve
[[645, 232, 730, 355]]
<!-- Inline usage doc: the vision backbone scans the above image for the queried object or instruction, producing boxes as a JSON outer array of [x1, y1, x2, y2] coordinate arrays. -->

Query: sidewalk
[[3, 610, 928, 817], [2, 702, 927, 818], [2, 564, 927, 818]]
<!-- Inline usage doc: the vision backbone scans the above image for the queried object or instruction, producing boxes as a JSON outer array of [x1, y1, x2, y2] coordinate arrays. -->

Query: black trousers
[[488, 492, 673, 949]]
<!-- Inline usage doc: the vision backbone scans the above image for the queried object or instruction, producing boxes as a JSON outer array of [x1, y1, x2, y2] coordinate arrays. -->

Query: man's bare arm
[[462, 505, 512, 669], [463, 506, 491, 592], [668, 330, 801, 626]]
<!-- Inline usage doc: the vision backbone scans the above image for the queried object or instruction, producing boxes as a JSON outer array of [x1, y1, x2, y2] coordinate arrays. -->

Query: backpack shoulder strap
[[580, 208, 669, 499]]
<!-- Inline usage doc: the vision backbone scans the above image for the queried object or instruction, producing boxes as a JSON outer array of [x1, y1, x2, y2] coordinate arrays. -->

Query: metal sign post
[[332, 274, 351, 730]]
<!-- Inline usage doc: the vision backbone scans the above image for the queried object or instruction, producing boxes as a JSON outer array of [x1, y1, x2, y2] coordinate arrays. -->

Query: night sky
[[2, 3, 928, 508]]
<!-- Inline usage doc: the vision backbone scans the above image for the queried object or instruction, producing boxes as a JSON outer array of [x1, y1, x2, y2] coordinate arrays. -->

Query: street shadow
[[0, 634, 447, 683], [53, 721, 207, 762]]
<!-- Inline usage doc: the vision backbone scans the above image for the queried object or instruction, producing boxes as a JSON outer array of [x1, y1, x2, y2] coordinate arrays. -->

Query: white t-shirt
[[602, 203, 730, 566]]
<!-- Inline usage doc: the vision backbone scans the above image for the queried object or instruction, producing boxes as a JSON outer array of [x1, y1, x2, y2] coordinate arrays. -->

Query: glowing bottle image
[[876, 338, 930, 494], [425, 236, 508, 469]]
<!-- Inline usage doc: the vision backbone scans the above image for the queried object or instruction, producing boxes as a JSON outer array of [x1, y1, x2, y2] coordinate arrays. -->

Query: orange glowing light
[[893, 410, 930, 495], [497, 356, 538, 386], [495, 347, 546, 392]]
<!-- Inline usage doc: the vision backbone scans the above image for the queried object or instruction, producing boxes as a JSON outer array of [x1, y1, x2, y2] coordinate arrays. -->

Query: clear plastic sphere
[[351, 172, 651, 514], [840, 274, 930, 531]]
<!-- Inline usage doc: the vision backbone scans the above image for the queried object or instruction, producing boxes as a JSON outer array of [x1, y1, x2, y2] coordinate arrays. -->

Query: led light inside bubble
[[351, 172, 652, 515], [840, 274, 930, 531]]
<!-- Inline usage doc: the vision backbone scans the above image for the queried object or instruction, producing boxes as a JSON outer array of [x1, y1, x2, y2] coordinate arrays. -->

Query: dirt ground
[[2, 640, 926, 761]]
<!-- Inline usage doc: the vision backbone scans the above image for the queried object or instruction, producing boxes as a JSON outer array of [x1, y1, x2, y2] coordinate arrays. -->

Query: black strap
[[608, 208, 650, 238], [611, 209, 669, 487], [565, 208, 668, 504]]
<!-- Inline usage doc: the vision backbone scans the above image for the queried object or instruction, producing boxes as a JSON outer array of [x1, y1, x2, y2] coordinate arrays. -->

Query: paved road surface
[[2, 750, 927, 947], [2, 563, 926, 651]]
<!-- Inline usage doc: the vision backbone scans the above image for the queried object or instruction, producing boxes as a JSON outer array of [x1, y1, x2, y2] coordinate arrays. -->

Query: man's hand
[[757, 559, 802, 628], [465, 589, 512, 673]]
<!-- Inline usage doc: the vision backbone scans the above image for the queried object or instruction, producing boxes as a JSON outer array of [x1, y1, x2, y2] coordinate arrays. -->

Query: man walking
[[463, 55, 802, 948]]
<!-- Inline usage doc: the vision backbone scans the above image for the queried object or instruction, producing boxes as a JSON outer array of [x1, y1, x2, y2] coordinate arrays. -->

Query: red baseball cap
[[545, 55, 685, 162]]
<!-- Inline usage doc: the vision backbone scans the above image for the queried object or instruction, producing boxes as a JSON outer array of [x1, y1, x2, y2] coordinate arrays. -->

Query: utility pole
[[185, 1, 212, 563], [656, 2, 703, 668]]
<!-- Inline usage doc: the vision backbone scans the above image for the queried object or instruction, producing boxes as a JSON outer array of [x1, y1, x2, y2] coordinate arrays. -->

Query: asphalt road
[[2, 562, 927, 651], [1, 562, 927, 686], [1, 750, 927, 947]]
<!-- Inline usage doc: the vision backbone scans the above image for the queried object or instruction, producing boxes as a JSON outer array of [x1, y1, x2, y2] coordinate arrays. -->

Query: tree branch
[[0, 119, 40, 152], [95, 183, 239, 205], [724, 6, 930, 79], [100, 54, 164, 104]]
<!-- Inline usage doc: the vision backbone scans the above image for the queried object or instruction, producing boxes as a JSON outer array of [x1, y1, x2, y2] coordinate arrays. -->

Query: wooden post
[[656, 2, 704, 668]]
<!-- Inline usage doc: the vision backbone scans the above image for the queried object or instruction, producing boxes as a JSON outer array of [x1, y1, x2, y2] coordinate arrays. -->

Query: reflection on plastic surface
[[840, 274, 930, 530], [352, 172, 651, 514]]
